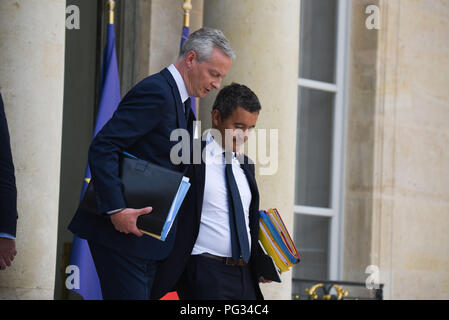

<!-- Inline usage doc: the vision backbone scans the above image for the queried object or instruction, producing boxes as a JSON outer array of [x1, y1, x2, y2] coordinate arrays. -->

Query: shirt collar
[[167, 64, 189, 103], [205, 131, 236, 159]]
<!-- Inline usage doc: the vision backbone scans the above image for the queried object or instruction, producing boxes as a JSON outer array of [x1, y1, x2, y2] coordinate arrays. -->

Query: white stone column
[[0, 0, 66, 299], [202, 0, 300, 300]]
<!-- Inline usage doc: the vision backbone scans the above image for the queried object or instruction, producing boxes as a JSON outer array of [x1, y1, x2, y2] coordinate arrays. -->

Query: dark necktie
[[184, 97, 195, 149], [184, 97, 191, 122], [224, 152, 250, 263]]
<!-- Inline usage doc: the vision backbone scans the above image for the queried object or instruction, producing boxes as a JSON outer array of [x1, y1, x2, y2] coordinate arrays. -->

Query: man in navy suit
[[151, 83, 269, 300], [0, 93, 18, 270], [68, 28, 235, 299]]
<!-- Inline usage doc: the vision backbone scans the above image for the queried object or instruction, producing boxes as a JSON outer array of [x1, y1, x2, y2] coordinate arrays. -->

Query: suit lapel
[[241, 161, 259, 204], [160, 68, 187, 130]]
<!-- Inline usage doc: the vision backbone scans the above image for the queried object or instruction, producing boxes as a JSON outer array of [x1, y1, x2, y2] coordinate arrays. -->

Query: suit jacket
[[68, 68, 195, 260], [0, 93, 18, 237], [151, 138, 264, 300]]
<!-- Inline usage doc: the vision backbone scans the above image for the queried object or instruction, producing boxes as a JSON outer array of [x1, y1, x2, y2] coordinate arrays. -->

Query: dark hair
[[212, 83, 261, 120]]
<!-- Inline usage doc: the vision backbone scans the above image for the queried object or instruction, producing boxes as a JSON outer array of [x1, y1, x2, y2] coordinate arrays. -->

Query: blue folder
[[160, 177, 191, 241]]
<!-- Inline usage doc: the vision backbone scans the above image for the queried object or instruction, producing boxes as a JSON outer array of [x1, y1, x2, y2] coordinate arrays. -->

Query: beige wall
[[344, 0, 449, 299], [0, 0, 66, 299]]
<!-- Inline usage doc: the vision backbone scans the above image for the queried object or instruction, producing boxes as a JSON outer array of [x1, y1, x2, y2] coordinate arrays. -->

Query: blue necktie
[[224, 152, 250, 263]]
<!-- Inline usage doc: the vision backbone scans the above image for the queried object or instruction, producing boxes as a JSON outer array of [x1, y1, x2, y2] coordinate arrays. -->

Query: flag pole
[[183, 0, 192, 27], [108, 0, 115, 25]]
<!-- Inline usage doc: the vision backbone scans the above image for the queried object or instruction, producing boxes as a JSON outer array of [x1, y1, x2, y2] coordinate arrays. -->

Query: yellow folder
[[267, 208, 300, 260], [259, 220, 291, 272]]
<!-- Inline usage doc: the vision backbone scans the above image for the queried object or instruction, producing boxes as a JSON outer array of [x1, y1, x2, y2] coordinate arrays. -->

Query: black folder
[[80, 154, 186, 240], [256, 243, 282, 283]]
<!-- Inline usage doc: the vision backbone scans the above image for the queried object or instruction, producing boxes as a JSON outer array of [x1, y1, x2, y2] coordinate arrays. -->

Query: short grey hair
[[179, 27, 236, 62]]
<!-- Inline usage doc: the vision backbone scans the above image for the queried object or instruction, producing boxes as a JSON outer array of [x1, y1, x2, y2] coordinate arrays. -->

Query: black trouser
[[177, 254, 257, 300], [88, 241, 158, 300]]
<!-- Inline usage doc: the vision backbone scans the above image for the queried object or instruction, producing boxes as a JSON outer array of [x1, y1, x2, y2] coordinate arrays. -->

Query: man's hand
[[0, 238, 17, 270], [110, 207, 153, 237]]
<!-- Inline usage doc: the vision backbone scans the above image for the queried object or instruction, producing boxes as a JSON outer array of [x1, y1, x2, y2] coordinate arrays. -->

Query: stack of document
[[258, 208, 300, 273]]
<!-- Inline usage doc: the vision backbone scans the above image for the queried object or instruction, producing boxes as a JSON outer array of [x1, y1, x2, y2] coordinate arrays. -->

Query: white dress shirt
[[191, 131, 252, 257], [167, 64, 189, 105]]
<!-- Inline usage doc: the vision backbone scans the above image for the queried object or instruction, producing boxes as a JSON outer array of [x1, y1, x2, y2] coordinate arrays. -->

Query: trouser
[[88, 241, 158, 300], [177, 254, 257, 300]]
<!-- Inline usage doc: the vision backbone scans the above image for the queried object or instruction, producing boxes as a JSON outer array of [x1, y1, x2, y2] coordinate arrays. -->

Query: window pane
[[292, 214, 329, 281], [299, 0, 338, 83], [295, 87, 334, 207]]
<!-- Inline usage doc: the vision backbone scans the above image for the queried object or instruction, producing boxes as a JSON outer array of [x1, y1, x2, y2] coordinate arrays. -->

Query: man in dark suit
[[68, 28, 235, 299], [152, 83, 269, 300], [0, 92, 18, 270]]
